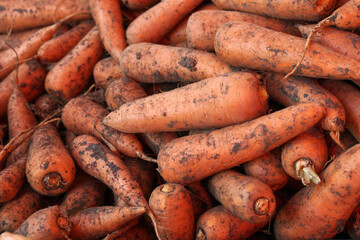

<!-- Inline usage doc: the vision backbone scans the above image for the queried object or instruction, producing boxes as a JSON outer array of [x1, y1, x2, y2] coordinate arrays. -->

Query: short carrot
[[157, 102, 325, 184], [93, 56, 124, 89]]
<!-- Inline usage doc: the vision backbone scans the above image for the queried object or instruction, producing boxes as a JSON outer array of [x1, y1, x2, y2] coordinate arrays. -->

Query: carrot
[[102, 219, 143, 240], [281, 127, 328, 186], [26, 124, 76, 196], [143, 82, 178, 95], [69, 134, 148, 208], [157, 102, 325, 184], [126, 0, 203, 44], [69, 206, 146, 240], [0, 59, 46, 119], [0, 28, 39, 51], [327, 130, 358, 159], [0, 157, 26, 203], [211, 0, 336, 21], [186, 10, 300, 52], [214, 21, 360, 81], [0, 232, 32, 240], [31, 93, 61, 121], [0, 0, 91, 33], [93, 57, 124, 89], [244, 151, 289, 192], [59, 171, 106, 216], [274, 143, 360, 239], [320, 79, 360, 142], [14, 205, 71, 240], [149, 183, 195, 240], [37, 20, 95, 63], [45, 26, 104, 101], [346, 203, 360, 239], [103, 72, 268, 133], [264, 72, 346, 147], [83, 89, 106, 106], [186, 181, 215, 220], [105, 225, 157, 240], [195, 205, 267, 240], [62, 96, 152, 160], [121, 0, 159, 10], [119, 42, 236, 84]]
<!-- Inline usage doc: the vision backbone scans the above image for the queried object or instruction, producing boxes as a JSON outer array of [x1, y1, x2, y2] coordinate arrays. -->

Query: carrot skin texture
[[121, 0, 159, 10], [31, 93, 61, 121], [214, 21, 360, 81], [93, 57, 124, 89], [196, 205, 267, 240], [211, 0, 336, 21], [119, 42, 235, 83], [346, 203, 360, 239], [89, 0, 126, 62], [38, 20, 95, 63], [157, 102, 325, 184], [103, 72, 268, 133], [274, 143, 360, 239], [105, 225, 157, 240], [149, 183, 195, 240], [126, 0, 203, 44], [0, 28, 40, 51], [26, 124, 76, 196], [69, 134, 148, 208], [45, 26, 104, 101]]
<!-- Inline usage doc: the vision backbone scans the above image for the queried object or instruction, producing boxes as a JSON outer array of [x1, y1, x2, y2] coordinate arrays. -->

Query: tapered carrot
[[0, 157, 26, 203], [187, 10, 300, 52], [211, 0, 336, 21], [69, 206, 146, 240], [121, 0, 159, 10], [14, 205, 71, 240], [103, 72, 268, 133], [31, 93, 61, 121], [26, 124, 76, 196], [320, 80, 360, 142], [157, 102, 325, 184], [45, 26, 104, 101], [327, 130, 358, 159], [37, 20, 95, 63], [274, 143, 360, 239], [93, 57, 124, 89], [244, 151, 289, 192], [149, 183, 195, 240], [120, 42, 235, 83], [196, 205, 267, 240], [214, 21, 360, 81], [126, 0, 203, 44]]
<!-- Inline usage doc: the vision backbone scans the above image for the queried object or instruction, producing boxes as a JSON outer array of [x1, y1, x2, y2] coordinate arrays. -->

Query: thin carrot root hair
[[0, 17, 15, 51], [136, 151, 157, 163], [83, 84, 96, 96]]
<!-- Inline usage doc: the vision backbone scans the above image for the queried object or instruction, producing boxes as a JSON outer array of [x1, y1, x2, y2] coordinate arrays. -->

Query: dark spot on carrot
[[0, 6, 5, 11], [136, 52, 142, 60], [13, 8, 27, 13], [162, 112, 167, 116], [178, 57, 197, 72], [168, 120, 178, 128], [43, 161, 49, 170], [231, 142, 249, 154]]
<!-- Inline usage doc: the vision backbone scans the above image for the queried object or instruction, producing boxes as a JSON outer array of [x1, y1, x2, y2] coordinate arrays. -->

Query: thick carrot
[[211, 0, 336, 21], [119, 42, 235, 83], [149, 183, 195, 240], [346, 203, 360, 239], [327, 130, 358, 159], [14, 205, 71, 240], [186, 10, 300, 52], [26, 124, 76, 196], [31, 93, 61, 121], [320, 79, 360, 142], [121, 0, 159, 10], [244, 151, 289, 192], [274, 143, 360, 239], [214, 21, 360, 81], [93, 57, 124, 89], [103, 72, 268, 133], [69, 206, 146, 240], [195, 205, 267, 240], [264, 72, 345, 146], [45, 26, 104, 101], [281, 127, 328, 185], [0, 59, 46, 119], [0, 0, 91, 33], [157, 102, 325, 184], [126, 0, 203, 44], [0, 157, 26, 203], [69, 134, 148, 208], [37, 20, 95, 63]]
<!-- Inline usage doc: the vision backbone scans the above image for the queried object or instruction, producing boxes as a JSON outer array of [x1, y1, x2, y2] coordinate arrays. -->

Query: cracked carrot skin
[[119, 42, 236, 84], [157, 102, 326, 184], [103, 72, 268, 133], [211, 0, 336, 21]]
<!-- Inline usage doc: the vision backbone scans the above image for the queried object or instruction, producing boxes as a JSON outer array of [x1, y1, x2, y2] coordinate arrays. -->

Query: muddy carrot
[[327, 130, 358, 159], [121, 0, 159, 10], [105, 225, 157, 240], [93, 57, 124, 89], [186, 181, 214, 220], [0, 28, 39, 51], [143, 82, 178, 95], [31, 93, 61, 121], [0, 232, 32, 240], [346, 203, 360, 239]]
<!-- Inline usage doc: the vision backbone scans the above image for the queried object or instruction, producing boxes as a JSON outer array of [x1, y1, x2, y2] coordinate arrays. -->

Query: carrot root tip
[[254, 197, 269, 215], [295, 158, 321, 186], [136, 151, 157, 163], [329, 130, 347, 151], [43, 172, 64, 190], [196, 228, 206, 240]]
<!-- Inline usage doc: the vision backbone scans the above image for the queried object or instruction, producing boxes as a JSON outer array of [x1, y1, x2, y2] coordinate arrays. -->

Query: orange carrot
[[214, 21, 360, 81], [119, 42, 235, 83], [126, 0, 203, 44], [121, 0, 159, 10], [157, 102, 325, 184], [31, 93, 61, 121], [0, 232, 32, 240], [37, 20, 95, 63], [101, 219, 143, 240], [274, 143, 360, 239], [45, 26, 104, 101], [149, 183, 195, 240], [93, 56, 124, 89], [327, 130, 358, 159], [105, 225, 157, 240], [186, 181, 214, 220], [211, 0, 336, 21], [0, 28, 39, 51], [196, 205, 267, 240], [346, 203, 360, 239], [143, 82, 178, 95], [103, 72, 268, 133]]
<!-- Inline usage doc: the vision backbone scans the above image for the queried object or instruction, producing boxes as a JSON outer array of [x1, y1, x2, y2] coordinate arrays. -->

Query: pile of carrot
[[1, 0, 360, 239]]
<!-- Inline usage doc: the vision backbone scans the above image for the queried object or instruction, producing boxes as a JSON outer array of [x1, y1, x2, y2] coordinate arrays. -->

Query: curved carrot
[[93, 56, 124, 89]]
